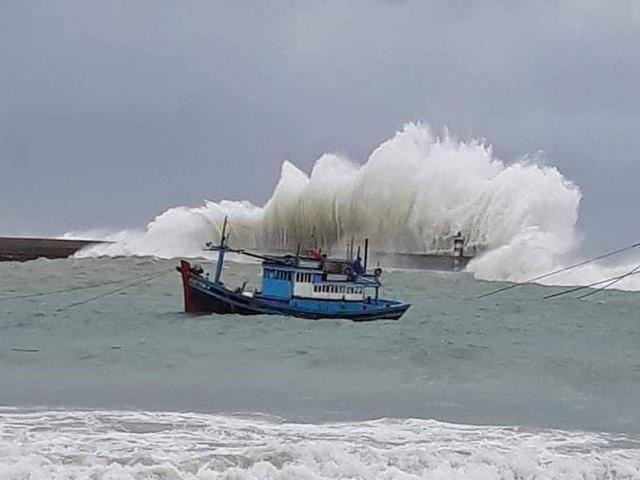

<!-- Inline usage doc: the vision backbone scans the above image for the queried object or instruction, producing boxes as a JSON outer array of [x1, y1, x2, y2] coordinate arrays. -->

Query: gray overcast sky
[[1, 0, 639, 253]]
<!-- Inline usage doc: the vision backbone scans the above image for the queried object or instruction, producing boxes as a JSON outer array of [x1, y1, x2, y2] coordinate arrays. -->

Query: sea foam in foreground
[[2, 409, 639, 479]]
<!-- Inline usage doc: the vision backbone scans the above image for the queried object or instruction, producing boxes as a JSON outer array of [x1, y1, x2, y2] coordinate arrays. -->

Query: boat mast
[[214, 216, 228, 284]]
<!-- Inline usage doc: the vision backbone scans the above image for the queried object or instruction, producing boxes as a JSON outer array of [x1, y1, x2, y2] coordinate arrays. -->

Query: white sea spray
[[68, 123, 640, 289]]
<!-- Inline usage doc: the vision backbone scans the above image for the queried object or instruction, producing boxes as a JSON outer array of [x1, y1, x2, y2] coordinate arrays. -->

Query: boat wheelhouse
[[177, 219, 410, 321]]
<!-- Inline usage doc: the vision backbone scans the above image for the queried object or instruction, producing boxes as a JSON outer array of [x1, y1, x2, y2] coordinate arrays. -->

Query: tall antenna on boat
[[364, 238, 369, 273]]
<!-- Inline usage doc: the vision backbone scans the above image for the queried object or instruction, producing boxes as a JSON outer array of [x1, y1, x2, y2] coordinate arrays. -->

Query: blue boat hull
[[178, 261, 409, 321]]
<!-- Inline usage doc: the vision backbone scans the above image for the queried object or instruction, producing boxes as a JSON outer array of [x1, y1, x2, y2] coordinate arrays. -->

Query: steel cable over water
[[55, 268, 175, 312], [0, 267, 174, 307], [478, 241, 640, 299], [577, 263, 640, 300]]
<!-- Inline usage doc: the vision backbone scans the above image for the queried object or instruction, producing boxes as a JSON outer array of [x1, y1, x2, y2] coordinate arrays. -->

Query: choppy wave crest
[[1, 409, 639, 480]]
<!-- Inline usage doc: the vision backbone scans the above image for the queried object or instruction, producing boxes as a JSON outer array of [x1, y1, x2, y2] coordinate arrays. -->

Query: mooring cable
[[543, 268, 640, 300], [0, 267, 172, 301], [577, 263, 640, 300], [477, 241, 640, 299], [55, 268, 174, 312]]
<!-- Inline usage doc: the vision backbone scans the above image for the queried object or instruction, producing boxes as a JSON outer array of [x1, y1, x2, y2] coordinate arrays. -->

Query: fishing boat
[[177, 219, 410, 321]]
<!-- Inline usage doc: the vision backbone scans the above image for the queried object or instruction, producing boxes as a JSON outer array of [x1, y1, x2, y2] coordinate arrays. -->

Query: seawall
[[0, 237, 107, 262]]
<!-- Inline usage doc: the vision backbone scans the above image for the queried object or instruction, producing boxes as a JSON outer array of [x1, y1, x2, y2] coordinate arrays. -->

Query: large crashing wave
[[74, 122, 640, 287]]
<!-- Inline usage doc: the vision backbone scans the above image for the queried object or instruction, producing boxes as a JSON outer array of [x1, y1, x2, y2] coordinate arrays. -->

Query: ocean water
[[1, 257, 640, 478]]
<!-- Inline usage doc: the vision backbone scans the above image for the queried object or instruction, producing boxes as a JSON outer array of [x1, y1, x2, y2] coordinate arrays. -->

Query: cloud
[[1, 0, 639, 252]]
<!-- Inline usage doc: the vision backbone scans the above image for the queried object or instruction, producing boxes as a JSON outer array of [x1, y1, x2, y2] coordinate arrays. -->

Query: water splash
[[71, 122, 640, 289]]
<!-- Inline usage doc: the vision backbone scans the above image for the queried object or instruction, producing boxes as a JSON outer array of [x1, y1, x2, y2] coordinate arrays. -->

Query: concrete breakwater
[[0, 237, 474, 271], [0, 237, 107, 262]]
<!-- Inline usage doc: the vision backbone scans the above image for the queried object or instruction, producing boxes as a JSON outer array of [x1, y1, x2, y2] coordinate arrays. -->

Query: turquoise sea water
[[1, 257, 640, 478]]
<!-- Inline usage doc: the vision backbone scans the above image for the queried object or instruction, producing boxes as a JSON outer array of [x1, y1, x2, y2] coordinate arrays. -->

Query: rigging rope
[[477, 241, 640, 299]]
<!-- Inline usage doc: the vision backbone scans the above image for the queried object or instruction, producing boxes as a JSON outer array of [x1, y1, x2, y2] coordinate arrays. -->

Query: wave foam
[[1, 409, 639, 480]]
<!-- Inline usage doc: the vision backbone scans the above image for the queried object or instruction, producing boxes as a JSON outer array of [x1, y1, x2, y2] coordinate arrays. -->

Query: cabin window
[[297, 272, 312, 283], [275, 270, 291, 281]]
